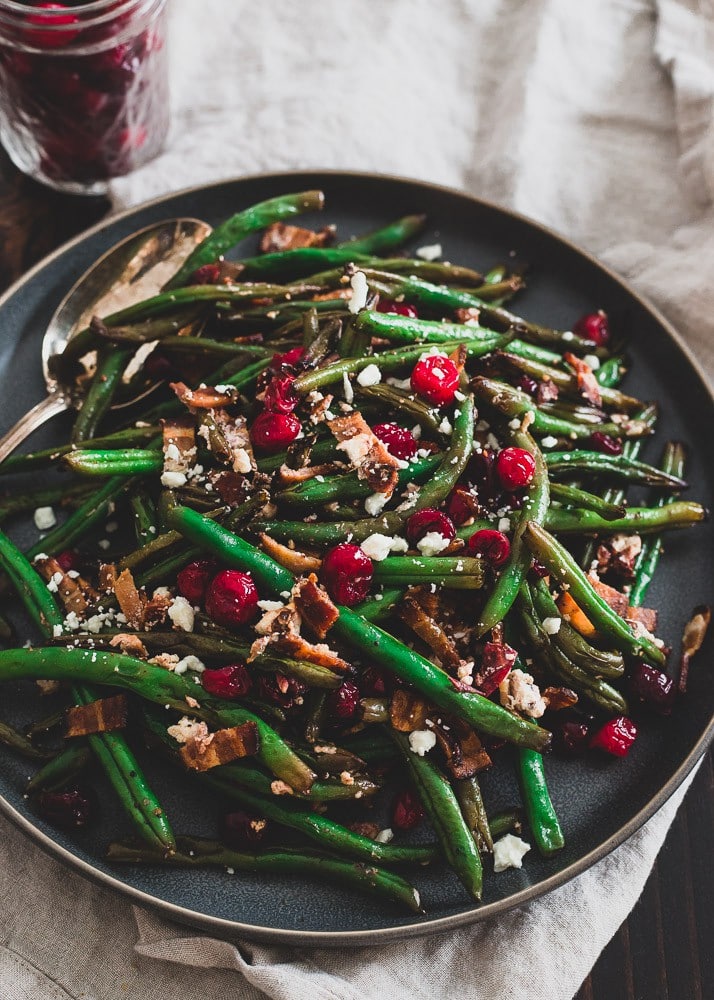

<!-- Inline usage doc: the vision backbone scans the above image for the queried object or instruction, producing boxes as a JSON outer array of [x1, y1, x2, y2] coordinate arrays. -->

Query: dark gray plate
[[0, 171, 712, 945]]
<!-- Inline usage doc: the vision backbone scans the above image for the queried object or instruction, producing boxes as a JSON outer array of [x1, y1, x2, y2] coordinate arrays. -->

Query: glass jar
[[0, 0, 169, 195]]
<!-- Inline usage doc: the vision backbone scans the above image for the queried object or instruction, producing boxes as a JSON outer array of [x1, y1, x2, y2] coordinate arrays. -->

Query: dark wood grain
[[0, 146, 709, 1000]]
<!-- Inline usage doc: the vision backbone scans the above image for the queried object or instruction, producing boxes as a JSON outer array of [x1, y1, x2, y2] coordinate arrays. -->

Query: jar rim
[[0, 0, 165, 28], [0, 0, 167, 51]]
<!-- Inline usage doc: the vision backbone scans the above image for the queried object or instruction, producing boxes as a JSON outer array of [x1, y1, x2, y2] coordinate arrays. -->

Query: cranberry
[[201, 663, 252, 700], [573, 310, 610, 347], [392, 788, 425, 830], [36, 787, 91, 829], [360, 666, 387, 696], [590, 715, 637, 756], [177, 559, 215, 604], [446, 485, 480, 525], [628, 662, 675, 715], [517, 375, 539, 397], [373, 422, 418, 461], [410, 354, 460, 406], [406, 508, 456, 547], [529, 559, 549, 579], [190, 263, 222, 285], [249, 411, 301, 453], [553, 720, 591, 756], [495, 447, 536, 491], [222, 809, 267, 848], [263, 375, 298, 414], [55, 549, 81, 573], [322, 544, 373, 606], [257, 673, 306, 709], [204, 569, 259, 627], [271, 346, 305, 371], [467, 529, 511, 568], [25, 4, 80, 49], [328, 680, 361, 719], [376, 298, 419, 318], [589, 431, 623, 456], [476, 641, 517, 696]]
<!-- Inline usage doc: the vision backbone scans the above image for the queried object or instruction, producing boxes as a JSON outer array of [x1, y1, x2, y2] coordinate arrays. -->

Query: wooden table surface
[[0, 149, 711, 1000]]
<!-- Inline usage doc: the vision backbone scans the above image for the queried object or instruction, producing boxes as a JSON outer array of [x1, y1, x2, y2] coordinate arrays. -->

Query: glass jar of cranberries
[[0, 0, 169, 194]]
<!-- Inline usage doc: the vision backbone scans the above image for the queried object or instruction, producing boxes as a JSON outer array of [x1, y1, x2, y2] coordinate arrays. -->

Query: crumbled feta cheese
[[542, 616, 562, 635], [415, 243, 442, 261], [508, 417, 522, 430], [175, 654, 205, 675], [98, 539, 111, 551], [375, 828, 394, 844], [167, 596, 195, 632], [497, 517, 511, 533], [499, 668, 547, 718], [167, 716, 207, 744], [365, 491, 390, 516], [562, 330, 574, 341], [165, 443, 180, 463], [347, 270, 369, 313], [160, 470, 187, 488], [153, 587, 171, 599], [33, 507, 56, 531], [84, 615, 105, 634], [342, 372, 354, 403], [417, 531, 450, 556], [360, 534, 397, 561], [257, 600, 285, 612], [63, 611, 80, 631], [540, 435, 559, 449], [438, 416, 452, 435], [409, 729, 437, 756], [493, 834, 531, 872], [386, 376, 412, 390], [52, 624, 63, 638], [356, 363, 382, 387], [583, 354, 600, 370]]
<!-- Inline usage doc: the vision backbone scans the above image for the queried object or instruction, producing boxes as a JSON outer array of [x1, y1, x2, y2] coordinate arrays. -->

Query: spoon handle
[[0, 393, 71, 464]]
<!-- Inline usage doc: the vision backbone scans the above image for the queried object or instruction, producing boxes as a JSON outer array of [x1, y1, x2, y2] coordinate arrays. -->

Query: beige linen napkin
[[1, 1, 712, 997]]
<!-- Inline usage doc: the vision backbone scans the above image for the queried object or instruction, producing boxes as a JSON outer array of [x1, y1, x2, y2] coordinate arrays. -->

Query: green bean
[[523, 520, 666, 667], [454, 775, 493, 853], [496, 351, 640, 412], [355, 383, 445, 434], [545, 451, 685, 490], [550, 482, 626, 521], [489, 810, 524, 840], [596, 357, 625, 387], [0, 482, 95, 522], [71, 348, 130, 443], [373, 555, 485, 590], [544, 501, 706, 535], [276, 453, 440, 508], [26, 476, 135, 560], [64, 449, 162, 477], [0, 425, 160, 476], [391, 731, 483, 900], [26, 743, 92, 794], [353, 588, 404, 622], [0, 720, 53, 760], [107, 837, 423, 913], [518, 747, 564, 856], [130, 490, 158, 545]]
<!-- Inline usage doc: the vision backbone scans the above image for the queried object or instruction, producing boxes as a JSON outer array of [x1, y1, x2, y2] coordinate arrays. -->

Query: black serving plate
[[0, 171, 711, 945]]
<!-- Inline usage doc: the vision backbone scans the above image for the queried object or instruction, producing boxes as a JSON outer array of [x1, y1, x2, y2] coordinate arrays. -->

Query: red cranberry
[[190, 263, 222, 285], [446, 485, 480, 526], [410, 354, 460, 406], [55, 549, 81, 573], [222, 809, 267, 848], [322, 544, 373, 606], [516, 374, 539, 397], [257, 673, 306, 709], [328, 680, 361, 719], [204, 569, 259, 627], [590, 715, 637, 756], [495, 447, 536, 491], [589, 431, 623, 456], [249, 411, 301, 453], [201, 663, 252, 700], [376, 298, 419, 318], [177, 559, 215, 604], [360, 666, 387, 696], [263, 375, 298, 414], [476, 641, 518, 696], [573, 310, 610, 347], [36, 787, 91, 829], [392, 788, 425, 830], [467, 529, 511, 568], [628, 662, 675, 715], [373, 422, 418, 461], [406, 508, 456, 547], [271, 346, 305, 371], [25, 4, 80, 49], [529, 559, 549, 579], [553, 720, 591, 756]]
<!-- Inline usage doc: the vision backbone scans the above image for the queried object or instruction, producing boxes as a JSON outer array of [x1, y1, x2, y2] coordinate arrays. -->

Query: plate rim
[[0, 167, 712, 946]]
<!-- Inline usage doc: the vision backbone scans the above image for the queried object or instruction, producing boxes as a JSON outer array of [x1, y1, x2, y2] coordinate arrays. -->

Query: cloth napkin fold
[[3, 1, 713, 998]]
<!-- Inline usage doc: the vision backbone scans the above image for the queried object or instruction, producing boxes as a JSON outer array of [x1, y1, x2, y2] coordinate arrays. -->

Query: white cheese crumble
[[562, 330, 575, 341], [167, 716, 207, 744], [438, 416, 452, 435], [417, 531, 450, 556], [342, 372, 354, 403], [375, 828, 394, 844], [508, 417, 521, 430], [493, 834, 531, 872], [415, 243, 442, 261], [347, 270, 369, 313], [52, 624, 63, 638], [175, 654, 205, 675], [583, 354, 601, 370], [540, 435, 559, 449], [33, 507, 56, 531], [499, 668, 547, 718], [257, 600, 285, 612], [160, 470, 187, 488], [167, 596, 195, 632], [361, 533, 408, 561], [542, 616, 562, 635], [365, 492, 390, 516], [498, 517, 511, 533], [409, 729, 437, 756], [356, 363, 382, 387]]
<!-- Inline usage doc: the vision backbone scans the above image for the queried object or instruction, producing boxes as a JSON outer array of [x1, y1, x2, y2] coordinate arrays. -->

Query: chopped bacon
[[278, 462, 342, 485], [170, 382, 237, 410], [311, 288, 351, 302], [679, 605, 711, 693], [208, 470, 252, 505], [389, 689, 430, 732], [292, 574, 338, 639], [587, 573, 629, 617], [179, 721, 259, 771], [328, 411, 400, 494], [114, 568, 147, 630], [564, 352, 602, 407], [349, 821, 381, 840], [98, 563, 117, 594], [536, 378, 559, 405], [542, 686, 578, 711], [149, 653, 180, 671], [250, 599, 347, 671], [35, 556, 94, 617], [66, 694, 128, 737], [626, 606, 658, 633], [431, 719, 491, 779], [259, 222, 335, 253], [109, 633, 148, 659], [259, 534, 321, 574], [306, 391, 334, 426], [161, 416, 196, 474], [456, 307, 481, 325], [595, 533, 642, 581], [144, 590, 172, 628], [448, 343, 468, 376], [400, 595, 461, 671]]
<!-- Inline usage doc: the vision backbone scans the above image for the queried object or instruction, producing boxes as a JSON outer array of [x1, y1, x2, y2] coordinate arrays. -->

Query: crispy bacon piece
[[586, 573, 629, 617], [328, 411, 400, 494], [109, 633, 148, 658], [679, 605, 711, 693], [203, 410, 255, 474], [259, 534, 321, 575], [259, 222, 335, 253], [292, 574, 338, 639], [311, 288, 351, 302], [278, 462, 342, 485], [306, 391, 334, 426], [114, 568, 147, 630], [431, 719, 491, 779], [170, 382, 237, 410], [34, 556, 94, 617], [563, 352, 602, 407], [98, 562, 117, 594], [250, 600, 348, 672], [448, 343, 468, 376], [179, 721, 259, 771], [349, 821, 381, 840], [536, 378, 559, 404], [66, 694, 128, 737], [542, 686, 578, 711], [626, 606, 658, 633], [456, 307, 481, 325], [400, 595, 461, 671], [161, 416, 196, 475], [389, 689, 430, 732], [595, 533, 642, 581], [144, 590, 172, 628]]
